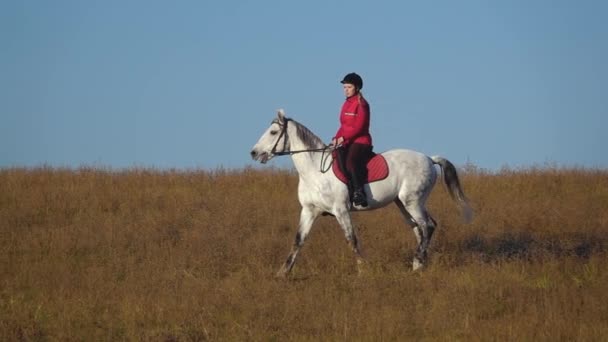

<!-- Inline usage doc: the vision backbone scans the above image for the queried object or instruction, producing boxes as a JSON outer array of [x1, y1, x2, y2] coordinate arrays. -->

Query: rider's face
[[343, 83, 357, 98]]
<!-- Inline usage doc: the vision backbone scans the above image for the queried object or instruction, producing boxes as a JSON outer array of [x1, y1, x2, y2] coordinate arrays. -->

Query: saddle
[[332, 152, 389, 185]]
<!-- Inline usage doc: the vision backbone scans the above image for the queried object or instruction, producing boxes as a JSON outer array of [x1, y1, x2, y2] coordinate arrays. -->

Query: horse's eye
[[270, 130, 278, 135]]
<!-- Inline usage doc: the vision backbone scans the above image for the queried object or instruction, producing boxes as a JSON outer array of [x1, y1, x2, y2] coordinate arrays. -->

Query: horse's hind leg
[[408, 203, 433, 270], [394, 199, 417, 229], [394, 199, 432, 270], [276, 206, 320, 278], [427, 214, 437, 244]]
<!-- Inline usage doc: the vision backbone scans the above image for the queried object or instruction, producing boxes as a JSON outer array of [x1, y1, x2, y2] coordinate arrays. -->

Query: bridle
[[269, 118, 335, 172]]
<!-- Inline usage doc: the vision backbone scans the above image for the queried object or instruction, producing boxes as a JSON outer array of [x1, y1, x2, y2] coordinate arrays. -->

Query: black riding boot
[[351, 173, 368, 207]]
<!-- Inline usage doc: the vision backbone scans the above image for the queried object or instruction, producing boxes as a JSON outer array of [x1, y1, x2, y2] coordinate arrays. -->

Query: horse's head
[[250, 109, 289, 164]]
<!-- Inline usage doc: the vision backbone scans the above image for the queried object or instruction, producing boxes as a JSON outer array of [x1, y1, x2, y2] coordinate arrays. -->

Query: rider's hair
[[357, 91, 365, 105]]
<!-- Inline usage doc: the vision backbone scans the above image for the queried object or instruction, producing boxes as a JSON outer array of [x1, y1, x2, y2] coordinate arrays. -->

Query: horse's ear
[[277, 109, 286, 123]]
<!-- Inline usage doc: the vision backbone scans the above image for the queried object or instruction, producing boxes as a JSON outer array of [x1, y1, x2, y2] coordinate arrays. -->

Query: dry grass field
[[1, 166, 607, 340]]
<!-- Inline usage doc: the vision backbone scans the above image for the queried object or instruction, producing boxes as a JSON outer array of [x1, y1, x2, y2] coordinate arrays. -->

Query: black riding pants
[[337, 143, 373, 190]]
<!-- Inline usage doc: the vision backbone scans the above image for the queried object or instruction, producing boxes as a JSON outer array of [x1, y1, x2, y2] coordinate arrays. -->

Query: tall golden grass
[[1, 166, 607, 340]]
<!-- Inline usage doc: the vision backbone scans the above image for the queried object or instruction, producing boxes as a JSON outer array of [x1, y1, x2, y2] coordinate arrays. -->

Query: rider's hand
[[330, 137, 344, 148]]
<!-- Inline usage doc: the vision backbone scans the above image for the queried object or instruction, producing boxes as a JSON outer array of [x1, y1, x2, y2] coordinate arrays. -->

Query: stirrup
[[353, 190, 368, 207]]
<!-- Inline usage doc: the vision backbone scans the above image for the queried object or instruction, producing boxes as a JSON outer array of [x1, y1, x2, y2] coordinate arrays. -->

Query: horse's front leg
[[334, 208, 365, 271], [276, 206, 320, 278]]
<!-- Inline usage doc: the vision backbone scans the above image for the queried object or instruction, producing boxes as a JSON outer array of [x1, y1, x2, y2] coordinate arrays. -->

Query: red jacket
[[334, 95, 372, 146]]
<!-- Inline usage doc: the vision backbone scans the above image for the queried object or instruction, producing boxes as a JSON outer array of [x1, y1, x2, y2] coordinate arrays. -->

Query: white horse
[[251, 109, 472, 276]]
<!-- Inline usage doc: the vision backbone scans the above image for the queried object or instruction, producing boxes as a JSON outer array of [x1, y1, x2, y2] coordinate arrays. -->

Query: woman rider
[[330, 72, 374, 207]]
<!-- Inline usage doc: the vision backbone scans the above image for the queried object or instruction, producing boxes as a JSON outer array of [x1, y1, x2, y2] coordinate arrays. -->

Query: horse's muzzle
[[250, 150, 269, 164]]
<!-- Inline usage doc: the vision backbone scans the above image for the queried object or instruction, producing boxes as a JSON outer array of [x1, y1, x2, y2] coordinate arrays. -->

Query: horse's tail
[[431, 156, 473, 223]]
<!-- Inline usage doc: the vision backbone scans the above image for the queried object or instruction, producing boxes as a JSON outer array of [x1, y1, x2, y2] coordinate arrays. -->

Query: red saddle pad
[[332, 153, 389, 185]]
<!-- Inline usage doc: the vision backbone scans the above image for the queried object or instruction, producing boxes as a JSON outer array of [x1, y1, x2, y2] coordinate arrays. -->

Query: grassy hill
[[1, 166, 607, 340]]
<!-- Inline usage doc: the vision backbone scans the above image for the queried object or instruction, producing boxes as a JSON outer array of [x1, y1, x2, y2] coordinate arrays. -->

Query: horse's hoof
[[356, 258, 366, 275], [275, 268, 288, 279], [412, 258, 424, 271]]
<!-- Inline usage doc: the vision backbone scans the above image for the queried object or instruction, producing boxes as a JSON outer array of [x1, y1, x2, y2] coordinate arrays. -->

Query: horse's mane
[[289, 119, 325, 149]]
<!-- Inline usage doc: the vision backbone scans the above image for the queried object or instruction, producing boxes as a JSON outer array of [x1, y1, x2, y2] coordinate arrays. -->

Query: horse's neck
[[287, 124, 331, 179]]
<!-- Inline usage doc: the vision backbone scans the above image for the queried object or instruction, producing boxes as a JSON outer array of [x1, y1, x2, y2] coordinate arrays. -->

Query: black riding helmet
[[340, 72, 363, 90]]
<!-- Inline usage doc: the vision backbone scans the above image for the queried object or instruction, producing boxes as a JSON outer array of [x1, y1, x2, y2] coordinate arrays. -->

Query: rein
[[270, 118, 335, 173], [274, 147, 329, 155]]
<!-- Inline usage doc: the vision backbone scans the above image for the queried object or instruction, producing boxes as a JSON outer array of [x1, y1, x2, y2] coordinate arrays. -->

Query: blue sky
[[1, 1, 607, 170]]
